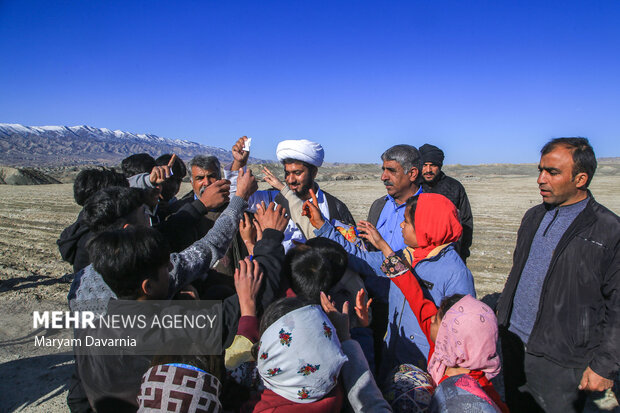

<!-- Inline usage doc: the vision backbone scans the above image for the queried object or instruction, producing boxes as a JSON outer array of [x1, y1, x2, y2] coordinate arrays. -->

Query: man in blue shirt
[[367, 144, 424, 253]]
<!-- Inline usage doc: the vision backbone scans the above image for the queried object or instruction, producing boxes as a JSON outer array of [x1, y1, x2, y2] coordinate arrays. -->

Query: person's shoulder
[[368, 195, 388, 208], [441, 173, 466, 189], [424, 245, 469, 271], [321, 190, 350, 209], [589, 197, 620, 223], [522, 203, 546, 220]]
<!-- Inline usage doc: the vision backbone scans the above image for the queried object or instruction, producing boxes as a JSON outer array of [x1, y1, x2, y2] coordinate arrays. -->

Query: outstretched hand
[[354, 288, 373, 328], [235, 168, 258, 201], [358, 220, 393, 256], [149, 153, 178, 185], [301, 189, 325, 229], [262, 166, 285, 191], [254, 201, 289, 232], [231, 136, 250, 171], [234, 257, 264, 317], [198, 179, 230, 210], [320, 291, 351, 342], [239, 212, 258, 255]]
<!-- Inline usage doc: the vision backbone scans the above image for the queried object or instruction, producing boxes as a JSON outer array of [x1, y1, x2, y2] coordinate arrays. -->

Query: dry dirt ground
[[0, 176, 619, 412]]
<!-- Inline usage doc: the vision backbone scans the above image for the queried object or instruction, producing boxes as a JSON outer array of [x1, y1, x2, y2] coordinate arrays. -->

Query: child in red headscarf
[[303, 192, 477, 378]]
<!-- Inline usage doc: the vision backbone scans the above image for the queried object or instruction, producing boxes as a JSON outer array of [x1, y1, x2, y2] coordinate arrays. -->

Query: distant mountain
[[0, 123, 268, 167]]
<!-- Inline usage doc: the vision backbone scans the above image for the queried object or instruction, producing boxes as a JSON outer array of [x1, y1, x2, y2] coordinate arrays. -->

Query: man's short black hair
[[88, 226, 170, 299], [541, 137, 597, 187], [284, 238, 348, 303], [82, 187, 148, 232], [73, 168, 128, 206], [121, 153, 156, 177], [156, 154, 187, 179]]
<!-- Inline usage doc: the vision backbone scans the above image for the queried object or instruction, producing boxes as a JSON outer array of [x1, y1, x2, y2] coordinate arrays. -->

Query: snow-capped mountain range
[[0, 123, 267, 167]]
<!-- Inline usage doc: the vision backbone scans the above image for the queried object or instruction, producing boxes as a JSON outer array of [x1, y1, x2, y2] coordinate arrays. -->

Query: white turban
[[276, 139, 324, 167]]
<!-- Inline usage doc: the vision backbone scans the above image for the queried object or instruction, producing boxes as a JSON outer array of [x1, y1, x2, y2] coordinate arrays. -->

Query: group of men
[[59, 135, 619, 412]]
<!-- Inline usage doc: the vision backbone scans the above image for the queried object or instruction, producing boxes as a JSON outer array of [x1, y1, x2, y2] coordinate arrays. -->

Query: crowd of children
[[59, 149, 513, 413]]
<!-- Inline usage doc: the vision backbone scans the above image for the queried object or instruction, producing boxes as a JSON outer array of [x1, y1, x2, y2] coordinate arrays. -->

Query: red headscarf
[[411, 193, 462, 267]]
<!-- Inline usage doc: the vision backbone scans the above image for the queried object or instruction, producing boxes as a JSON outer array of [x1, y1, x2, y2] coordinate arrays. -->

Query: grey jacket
[[68, 195, 248, 313]]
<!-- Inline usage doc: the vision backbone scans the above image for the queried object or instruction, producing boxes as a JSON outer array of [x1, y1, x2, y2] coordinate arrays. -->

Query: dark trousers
[[67, 364, 94, 413], [500, 328, 587, 413]]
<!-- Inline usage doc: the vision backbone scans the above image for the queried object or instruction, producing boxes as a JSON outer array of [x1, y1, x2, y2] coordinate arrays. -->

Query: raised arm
[[168, 169, 257, 294], [380, 255, 438, 345]]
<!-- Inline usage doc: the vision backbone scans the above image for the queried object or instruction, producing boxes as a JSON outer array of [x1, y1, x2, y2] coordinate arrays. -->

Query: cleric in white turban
[[276, 139, 324, 168], [224, 136, 355, 252]]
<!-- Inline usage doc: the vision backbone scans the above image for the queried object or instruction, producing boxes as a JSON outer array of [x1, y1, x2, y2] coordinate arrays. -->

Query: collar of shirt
[[383, 185, 423, 208], [282, 184, 330, 252]]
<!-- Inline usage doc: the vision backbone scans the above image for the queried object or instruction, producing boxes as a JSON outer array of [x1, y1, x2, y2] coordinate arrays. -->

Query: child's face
[[400, 211, 418, 248]]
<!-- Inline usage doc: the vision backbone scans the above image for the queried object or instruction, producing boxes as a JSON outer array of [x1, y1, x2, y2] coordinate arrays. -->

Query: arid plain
[[1, 165, 619, 411]]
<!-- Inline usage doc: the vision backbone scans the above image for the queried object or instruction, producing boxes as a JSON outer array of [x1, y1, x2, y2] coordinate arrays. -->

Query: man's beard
[[291, 180, 313, 199], [423, 172, 438, 184]]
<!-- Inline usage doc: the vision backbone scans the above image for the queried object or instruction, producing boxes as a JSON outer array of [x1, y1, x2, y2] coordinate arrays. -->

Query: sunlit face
[[284, 161, 316, 200], [400, 209, 418, 248], [381, 160, 418, 202], [422, 162, 441, 183], [537, 145, 587, 207], [191, 166, 219, 197]]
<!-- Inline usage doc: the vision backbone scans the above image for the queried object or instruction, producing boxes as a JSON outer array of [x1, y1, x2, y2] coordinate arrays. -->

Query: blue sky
[[1, 0, 619, 163]]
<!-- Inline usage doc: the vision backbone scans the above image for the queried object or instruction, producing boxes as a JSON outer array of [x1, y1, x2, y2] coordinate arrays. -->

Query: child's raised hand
[[239, 212, 257, 255], [354, 288, 373, 328], [302, 189, 325, 229], [234, 257, 264, 317], [320, 291, 351, 342], [255, 201, 289, 232], [358, 220, 394, 256]]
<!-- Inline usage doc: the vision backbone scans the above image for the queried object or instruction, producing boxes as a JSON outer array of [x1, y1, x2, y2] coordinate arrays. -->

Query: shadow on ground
[[0, 353, 72, 412], [0, 274, 71, 293]]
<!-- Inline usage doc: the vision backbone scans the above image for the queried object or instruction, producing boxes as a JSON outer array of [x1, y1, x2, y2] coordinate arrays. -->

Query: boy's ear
[[140, 278, 151, 296]]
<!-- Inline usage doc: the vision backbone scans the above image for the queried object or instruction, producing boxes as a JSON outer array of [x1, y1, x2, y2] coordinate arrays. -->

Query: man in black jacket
[[496, 137, 619, 413], [419, 143, 473, 263]]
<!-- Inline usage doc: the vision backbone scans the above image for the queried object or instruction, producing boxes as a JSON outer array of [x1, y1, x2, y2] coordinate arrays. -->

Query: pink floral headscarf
[[427, 295, 500, 385]]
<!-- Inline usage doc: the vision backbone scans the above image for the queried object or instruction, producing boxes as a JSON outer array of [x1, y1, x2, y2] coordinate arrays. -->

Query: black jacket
[[496, 195, 620, 379], [421, 172, 473, 262], [57, 211, 92, 273]]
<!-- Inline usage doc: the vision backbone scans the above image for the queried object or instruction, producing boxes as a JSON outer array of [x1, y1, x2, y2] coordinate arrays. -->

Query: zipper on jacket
[[527, 201, 594, 350], [542, 209, 559, 237]]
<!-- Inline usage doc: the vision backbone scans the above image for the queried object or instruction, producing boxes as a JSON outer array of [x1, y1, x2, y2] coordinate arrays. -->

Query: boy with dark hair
[[70, 169, 260, 411], [73, 167, 129, 207], [82, 187, 149, 232], [284, 237, 348, 303], [58, 168, 129, 273], [88, 226, 171, 300], [120, 153, 156, 178]]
